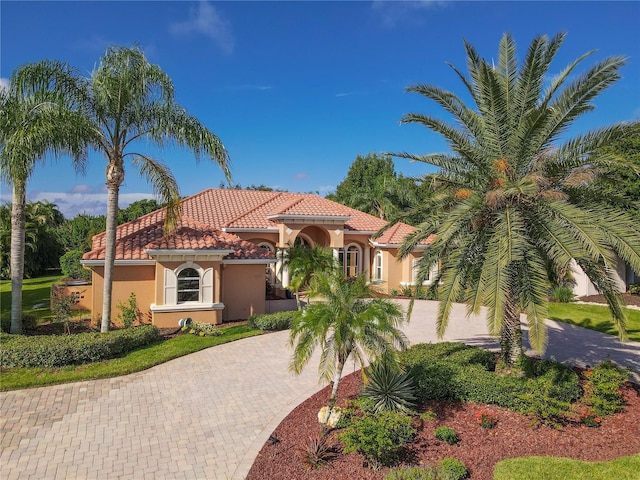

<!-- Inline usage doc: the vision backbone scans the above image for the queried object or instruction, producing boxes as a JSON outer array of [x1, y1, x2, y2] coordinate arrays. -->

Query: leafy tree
[[67, 46, 230, 332], [56, 213, 106, 253], [330, 152, 424, 221], [117, 198, 161, 224], [23, 201, 64, 277], [289, 271, 408, 422], [1, 61, 91, 334], [60, 249, 91, 281], [392, 33, 640, 364], [281, 243, 336, 310]]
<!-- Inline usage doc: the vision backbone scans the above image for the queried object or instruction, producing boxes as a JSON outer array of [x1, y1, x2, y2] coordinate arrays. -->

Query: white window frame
[[163, 262, 214, 305], [372, 249, 383, 283], [343, 243, 362, 278]]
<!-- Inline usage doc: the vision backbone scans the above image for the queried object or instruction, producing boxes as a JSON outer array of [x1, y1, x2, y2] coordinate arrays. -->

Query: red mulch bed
[[579, 293, 640, 307], [247, 371, 640, 480]]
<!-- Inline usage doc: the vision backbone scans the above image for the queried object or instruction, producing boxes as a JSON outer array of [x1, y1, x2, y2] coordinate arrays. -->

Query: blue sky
[[2, 1, 639, 218]]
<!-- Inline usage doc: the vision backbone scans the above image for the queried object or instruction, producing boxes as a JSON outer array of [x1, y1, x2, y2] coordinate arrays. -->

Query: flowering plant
[[578, 408, 601, 428], [476, 409, 497, 429]]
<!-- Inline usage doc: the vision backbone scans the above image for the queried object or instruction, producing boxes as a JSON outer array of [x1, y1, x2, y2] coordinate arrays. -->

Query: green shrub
[[181, 320, 223, 337], [399, 342, 581, 419], [362, 361, 417, 414], [434, 426, 459, 444], [550, 286, 575, 303], [247, 310, 296, 330], [384, 466, 438, 480], [59, 250, 92, 282], [1, 315, 38, 333], [585, 361, 629, 416], [0, 325, 160, 368], [439, 458, 468, 480], [628, 283, 640, 295], [116, 293, 139, 329], [339, 411, 416, 470]]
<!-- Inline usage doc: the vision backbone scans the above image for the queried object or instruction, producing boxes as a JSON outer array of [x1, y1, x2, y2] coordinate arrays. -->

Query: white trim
[[222, 228, 279, 233], [267, 214, 351, 222], [81, 260, 156, 266], [222, 259, 276, 264], [369, 241, 428, 250], [346, 230, 377, 235], [150, 302, 225, 313], [400, 281, 431, 287], [146, 249, 234, 256]]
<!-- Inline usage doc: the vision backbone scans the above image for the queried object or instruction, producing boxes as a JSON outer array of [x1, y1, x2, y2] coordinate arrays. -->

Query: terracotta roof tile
[[83, 215, 274, 261], [84, 189, 397, 261], [374, 222, 434, 246]]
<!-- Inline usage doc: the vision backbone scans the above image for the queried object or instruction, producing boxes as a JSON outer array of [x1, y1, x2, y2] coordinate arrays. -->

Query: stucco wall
[[221, 263, 266, 321], [90, 265, 155, 327], [152, 309, 222, 329], [571, 257, 629, 297]]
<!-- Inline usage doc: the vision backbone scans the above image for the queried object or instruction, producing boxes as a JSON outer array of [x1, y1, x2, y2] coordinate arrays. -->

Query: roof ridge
[[226, 191, 286, 227]]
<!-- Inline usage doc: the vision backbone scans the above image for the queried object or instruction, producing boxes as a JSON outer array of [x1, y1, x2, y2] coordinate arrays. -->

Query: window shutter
[[202, 268, 214, 303], [164, 268, 177, 305]]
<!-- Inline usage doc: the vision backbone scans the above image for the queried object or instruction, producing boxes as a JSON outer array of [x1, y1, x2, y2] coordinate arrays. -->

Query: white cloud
[[371, 0, 447, 28], [293, 172, 308, 181], [0, 77, 10, 92], [169, 1, 235, 55], [9, 191, 158, 219]]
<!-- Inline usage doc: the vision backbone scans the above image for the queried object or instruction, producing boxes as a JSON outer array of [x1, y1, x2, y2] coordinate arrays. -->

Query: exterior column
[[277, 248, 290, 288], [363, 246, 371, 282], [214, 263, 221, 303]]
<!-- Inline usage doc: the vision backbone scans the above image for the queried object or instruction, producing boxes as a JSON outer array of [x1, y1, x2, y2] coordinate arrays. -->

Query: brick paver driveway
[[1, 300, 638, 479]]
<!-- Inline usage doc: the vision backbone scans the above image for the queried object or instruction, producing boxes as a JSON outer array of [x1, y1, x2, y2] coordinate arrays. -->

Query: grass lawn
[[548, 302, 640, 342], [493, 453, 640, 480], [0, 274, 64, 324], [0, 324, 262, 391]]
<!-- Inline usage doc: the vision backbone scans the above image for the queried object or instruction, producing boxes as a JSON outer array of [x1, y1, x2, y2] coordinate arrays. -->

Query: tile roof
[[83, 214, 274, 261], [84, 189, 414, 261], [373, 222, 435, 246]]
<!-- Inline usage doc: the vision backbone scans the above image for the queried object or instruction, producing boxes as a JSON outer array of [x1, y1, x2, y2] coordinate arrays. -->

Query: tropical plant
[[362, 360, 417, 414], [289, 271, 408, 422], [298, 433, 339, 469], [67, 45, 230, 332], [0, 60, 92, 333], [339, 410, 416, 470], [60, 249, 91, 282], [434, 426, 458, 444], [391, 32, 640, 364], [282, 242, 336, 310]]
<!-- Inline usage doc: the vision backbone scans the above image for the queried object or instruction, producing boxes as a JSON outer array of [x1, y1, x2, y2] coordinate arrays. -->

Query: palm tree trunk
[[500, 306, 524, 365], [9, 182, 26, 334], [321, 359, 345, 425], [101, 161, 124, 332]]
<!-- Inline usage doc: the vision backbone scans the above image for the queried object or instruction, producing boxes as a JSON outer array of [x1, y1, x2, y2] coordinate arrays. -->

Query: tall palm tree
[[75, 46, 230, 332], [0, 61, 91, 334], [391, 33, 640, 364], [289, 271, 408, 420]]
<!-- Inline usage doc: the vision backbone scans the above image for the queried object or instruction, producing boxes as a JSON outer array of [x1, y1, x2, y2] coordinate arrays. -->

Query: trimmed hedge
[[247, 310, 296, 331], [0, 325, 160, 368], [399, 342, 582, 409]]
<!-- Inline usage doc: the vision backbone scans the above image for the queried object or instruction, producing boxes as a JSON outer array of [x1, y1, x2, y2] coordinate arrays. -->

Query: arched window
[[177, 268, 200, 302], [343, 244, 361, 278]]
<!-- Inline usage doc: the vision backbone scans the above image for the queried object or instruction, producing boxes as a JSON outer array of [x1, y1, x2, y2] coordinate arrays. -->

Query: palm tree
[[0, 61, 91, 334], [289, 271, 408, 421], [391, 33, 640, 364], [282, 243, 336, 309], [74, 46, 230, 332]]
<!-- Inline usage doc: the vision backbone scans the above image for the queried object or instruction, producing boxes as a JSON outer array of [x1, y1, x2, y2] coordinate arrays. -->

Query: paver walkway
[[1, 300, 639, 480]]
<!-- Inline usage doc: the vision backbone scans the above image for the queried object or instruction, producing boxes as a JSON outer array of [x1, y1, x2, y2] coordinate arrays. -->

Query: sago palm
[[282, 243, 336, 309], [289, 271, 408, 420], [391, 33, 640, 364], [76, 46, 231, 331], [0, 61, 91, 333]]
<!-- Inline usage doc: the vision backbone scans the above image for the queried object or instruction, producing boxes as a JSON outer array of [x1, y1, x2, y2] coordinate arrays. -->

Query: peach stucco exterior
[[82, 189, 433, 328]]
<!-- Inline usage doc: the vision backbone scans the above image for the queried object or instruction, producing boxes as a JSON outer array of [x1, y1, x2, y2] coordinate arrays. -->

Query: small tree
[[52, 288, 78, 334], [116, 293, 139, 329], [289, 271, 408, 423]]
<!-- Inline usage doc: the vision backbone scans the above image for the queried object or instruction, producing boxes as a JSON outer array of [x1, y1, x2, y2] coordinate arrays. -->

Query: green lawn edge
[[493, 453, 640, 480], [548, 302, 640, 342], [0, 325, 262, 391]]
